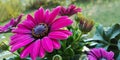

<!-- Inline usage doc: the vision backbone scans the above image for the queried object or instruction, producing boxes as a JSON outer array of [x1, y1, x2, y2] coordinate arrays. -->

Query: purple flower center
[[99, 58, 107, 60], [32, 23, 48, 38]]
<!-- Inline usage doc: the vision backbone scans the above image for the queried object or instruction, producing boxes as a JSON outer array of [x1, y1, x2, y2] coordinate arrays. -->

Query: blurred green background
[[0, 0, 120, 26]]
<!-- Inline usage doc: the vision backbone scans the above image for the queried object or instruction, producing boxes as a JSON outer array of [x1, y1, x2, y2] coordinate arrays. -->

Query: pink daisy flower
[[59, 4, 82, 16], [0, 14, 23, 33], [87, 48, 114, 60], [10, 6, 73, 60]]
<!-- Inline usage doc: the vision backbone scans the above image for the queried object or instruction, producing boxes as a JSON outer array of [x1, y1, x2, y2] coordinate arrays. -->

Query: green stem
[[71, 32, 83, 47], [110, 43, 117, 46], [2, 41, 20, 57], [75, 32, 83, 42]]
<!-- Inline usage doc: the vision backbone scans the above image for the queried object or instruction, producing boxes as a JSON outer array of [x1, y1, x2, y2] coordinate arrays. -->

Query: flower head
[[87, 48, 114, 60], [10, 6, 73, 60], [59, 4, 82, 16], [0, 14, 23, 33], [78, 13, 94, 34]]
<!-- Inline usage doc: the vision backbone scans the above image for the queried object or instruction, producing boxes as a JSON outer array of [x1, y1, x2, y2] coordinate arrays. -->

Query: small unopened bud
[[77, 13, 94, 34]]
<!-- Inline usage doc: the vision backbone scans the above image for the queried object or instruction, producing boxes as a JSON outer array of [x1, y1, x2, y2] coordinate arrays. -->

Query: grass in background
[[77, 0, 120, 26]]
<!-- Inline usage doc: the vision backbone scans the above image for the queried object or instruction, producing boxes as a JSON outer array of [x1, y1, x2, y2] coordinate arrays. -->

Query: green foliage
[[87, 24, 120, 59], [0, 0, 25, 22], [52, 55, 62, 60], [79, 0, 120, 26], [26, 0, 66, 9]]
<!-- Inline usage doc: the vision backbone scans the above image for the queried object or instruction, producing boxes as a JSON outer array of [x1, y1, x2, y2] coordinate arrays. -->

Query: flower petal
[[20, 43, 34, 58], [41, 37, 53, 53], [30, 40, 40, 60], [90, 48, 101, 58], [88, 55, 97, 60], [52, 39, 61, 49], [10, 35, 31, 45], [27, 14, 37, 24], [51, 16, 73, 30], [21, 20, 35, 30], [39, 40, 45, 58], [106, 51, 114, 60], [11, 37, 33, 52], [0, 18, 15, 32], [17, 24, 30, 30], [47, 6, 61, 24], [34, 7, 44, 24], [100, 48, 108, 58], [48, 31, 69, 40], [12, 28, 31, 34], [44, 9, 50, 24], [14, 14, 23, 26], [10, 34, 21, 40], [59, 6, 66, 16], [52, 29, 72, 36]]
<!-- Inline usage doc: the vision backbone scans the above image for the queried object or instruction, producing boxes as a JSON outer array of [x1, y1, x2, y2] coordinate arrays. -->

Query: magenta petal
[[30, 40, 40, 60], [100, 48, 108, 58], [17, 24, 32, 30], [106, 51, 114, 60], [27, 14, 36, 24], [39, 40, 45, 58], [48, 6, 61, 24], [51, 16, 73, 30], [34, 7, 44, 24], [88, 55, 97, 60], [1, 18, 15, 32], [10, 35, 31, 45], [21, 20, 35, 29], [59, 6, 66, 16], [10, 34, 21, 41], [41, 37, 53, 53], [53, 30, 72, 36], [14, 14, 23, 26], [48, 31, 69, 40], [20, 43, 33, 58], [10, 34, 27, 41], [12, 28, 31, 34], [52, 39, 61, 49], [91, 48, 101, 58], [9, 18, 15, 25], [11, 38, 33, 52], [44, 9, 50, 24], [100, 48, 114, 60]]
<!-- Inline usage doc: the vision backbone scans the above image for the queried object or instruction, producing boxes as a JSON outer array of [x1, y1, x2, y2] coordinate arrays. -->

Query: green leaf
[[64, 47, 74, 57], [86, 24, 108, 44], [92, 24, 104, 41], [116, 53, 120, 60], [87, 24, 120, 46], [109, 24, 120, 39], [117, 39, 120, 50]]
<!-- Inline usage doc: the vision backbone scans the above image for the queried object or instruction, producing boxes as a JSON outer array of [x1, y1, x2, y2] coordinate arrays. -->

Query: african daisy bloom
[[0, 14, 23, 33], [10, 6, 73, 60], [87, 48, 114, 60], [59, 4, 82, 16]]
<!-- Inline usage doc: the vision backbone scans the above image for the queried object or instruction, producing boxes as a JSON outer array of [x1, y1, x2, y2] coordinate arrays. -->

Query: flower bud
[[78, 13, 94, 34], [59, 4, 82, 16]]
